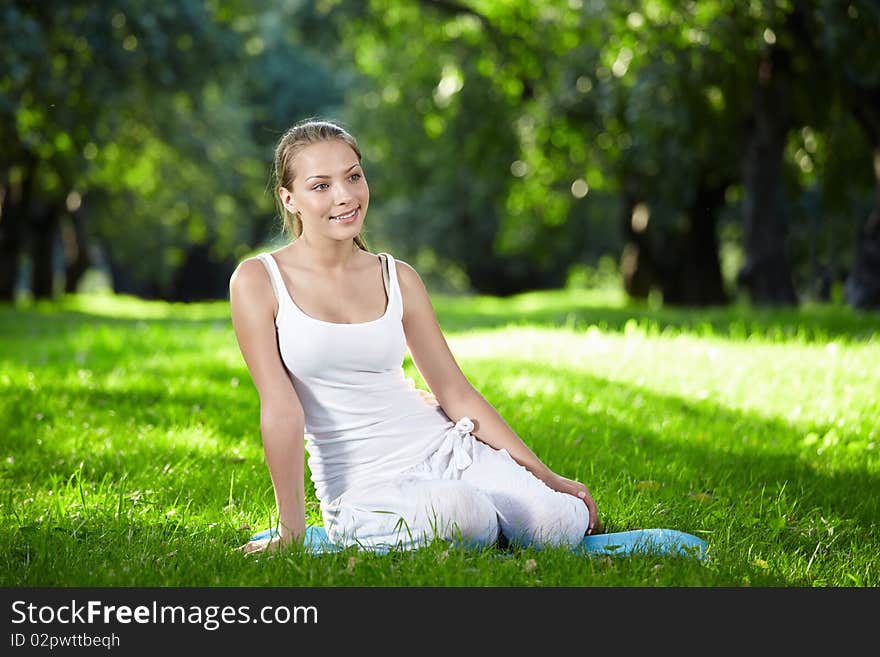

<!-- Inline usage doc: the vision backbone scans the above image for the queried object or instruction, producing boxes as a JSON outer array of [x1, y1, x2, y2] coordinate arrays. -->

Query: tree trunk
[[843, 82, 880, 310], [0, 176, 20, 302], [738, 48, 799, 306], [619, 177, 654, 300], [844, 148, 880, 309], [106, 248, 161, 299], [30, 200, 60, 300], [0, 159, 36, 302], [170, 241, 238, 301], [659, 176, 730, 306], [458, 209, 519, 295], [63, 201, 93, 294]]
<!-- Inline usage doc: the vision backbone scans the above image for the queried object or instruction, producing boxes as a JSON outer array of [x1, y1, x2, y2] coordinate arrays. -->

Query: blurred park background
[[2, 0, 879, 309], [3, 1, 880, 589]]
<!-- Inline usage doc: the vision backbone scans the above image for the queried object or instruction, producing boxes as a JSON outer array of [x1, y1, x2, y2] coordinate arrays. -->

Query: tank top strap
[[255, 253, 287, 315], [377, 252, 402, 320], [378, 253, 391, 297]]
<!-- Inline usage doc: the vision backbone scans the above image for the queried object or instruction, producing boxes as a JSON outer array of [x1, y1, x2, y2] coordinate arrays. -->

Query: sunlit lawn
[[1, 288, 878, 586]]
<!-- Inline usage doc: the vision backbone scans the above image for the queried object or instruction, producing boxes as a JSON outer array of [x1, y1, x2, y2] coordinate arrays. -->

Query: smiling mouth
[[330, 207, 359, 223]]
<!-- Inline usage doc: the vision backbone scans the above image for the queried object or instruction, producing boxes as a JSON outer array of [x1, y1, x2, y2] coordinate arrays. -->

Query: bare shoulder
[[229, 256, 276, 315], [393, 258, 427, 294], [230, 256, 270, 294], [393, 258, 437, 323]]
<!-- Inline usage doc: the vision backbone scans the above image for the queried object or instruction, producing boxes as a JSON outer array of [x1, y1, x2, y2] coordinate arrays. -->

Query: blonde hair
[[272, 118, 369, 251]]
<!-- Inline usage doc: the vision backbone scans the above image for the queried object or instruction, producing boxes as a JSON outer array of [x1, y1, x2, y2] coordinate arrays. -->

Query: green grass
[[1, 289, 878, 586]]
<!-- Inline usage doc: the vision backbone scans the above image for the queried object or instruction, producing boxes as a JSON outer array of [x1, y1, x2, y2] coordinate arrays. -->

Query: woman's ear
[[278, 186, 297, 215]]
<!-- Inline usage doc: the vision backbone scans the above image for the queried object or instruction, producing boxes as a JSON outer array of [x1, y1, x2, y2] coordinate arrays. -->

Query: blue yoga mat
[[248, 525, 708, 559]]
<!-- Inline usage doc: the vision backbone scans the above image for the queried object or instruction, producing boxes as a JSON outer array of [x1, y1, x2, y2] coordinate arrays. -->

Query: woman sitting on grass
[[230, 118, 601, 554]]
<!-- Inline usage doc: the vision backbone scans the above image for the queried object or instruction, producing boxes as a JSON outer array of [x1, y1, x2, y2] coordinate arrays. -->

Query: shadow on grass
[[484, 361, 880, 525], [431, 293, 880, 343], [0, 306, 229, 340], [0, 358, 259, 442], [4, 358, 877, 579]]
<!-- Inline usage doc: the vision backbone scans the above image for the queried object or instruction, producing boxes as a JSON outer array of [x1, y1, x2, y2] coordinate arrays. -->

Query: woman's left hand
[[547, 473, 603, 535]]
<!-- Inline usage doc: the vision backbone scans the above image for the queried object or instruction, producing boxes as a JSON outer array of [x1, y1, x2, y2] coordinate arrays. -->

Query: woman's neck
[[292, 235, 362, 273]]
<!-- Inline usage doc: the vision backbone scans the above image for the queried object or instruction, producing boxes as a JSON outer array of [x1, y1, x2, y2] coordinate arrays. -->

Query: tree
[[812, 1, 880, 310], [293, 0, 880, 308], [0, 1, 353, 301], [0, 0, 251, 299]]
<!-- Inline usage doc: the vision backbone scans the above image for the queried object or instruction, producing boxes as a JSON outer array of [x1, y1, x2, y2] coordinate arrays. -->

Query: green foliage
[[292, 0, 878, 298], [2, 0, 878, 302], [1, 0, 346, 295]]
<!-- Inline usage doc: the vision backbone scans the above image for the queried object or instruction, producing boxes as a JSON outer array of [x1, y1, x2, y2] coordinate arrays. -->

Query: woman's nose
[[333, 183, 353, 202]]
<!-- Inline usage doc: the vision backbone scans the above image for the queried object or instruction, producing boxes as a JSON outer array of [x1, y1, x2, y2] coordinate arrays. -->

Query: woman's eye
[[349, 173, 361, 182], [313, 183, 329, 191]]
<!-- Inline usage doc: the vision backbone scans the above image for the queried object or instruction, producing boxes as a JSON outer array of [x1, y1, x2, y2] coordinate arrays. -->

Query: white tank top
[[256, 251, 454, 503]]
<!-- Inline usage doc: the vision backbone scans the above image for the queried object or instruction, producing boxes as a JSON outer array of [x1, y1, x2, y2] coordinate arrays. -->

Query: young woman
[[230, 118, 600, 554]]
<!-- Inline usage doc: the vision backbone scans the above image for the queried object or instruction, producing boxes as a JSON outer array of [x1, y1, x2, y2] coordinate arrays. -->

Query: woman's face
[[281, 140, 369, 242]]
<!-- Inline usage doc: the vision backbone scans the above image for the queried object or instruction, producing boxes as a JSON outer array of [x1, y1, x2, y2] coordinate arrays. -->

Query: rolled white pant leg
[[456, 432, 590, 549], [322, 477, 500, 551], [320, 416, 587, 551]]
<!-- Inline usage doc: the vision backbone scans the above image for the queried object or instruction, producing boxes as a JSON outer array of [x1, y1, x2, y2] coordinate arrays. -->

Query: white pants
[[321, 417, 590, 551]]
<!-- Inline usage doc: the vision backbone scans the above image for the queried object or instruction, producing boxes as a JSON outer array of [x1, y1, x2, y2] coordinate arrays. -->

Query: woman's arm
[[229, 258, 307, 551], [397, 260, 600, 534]]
